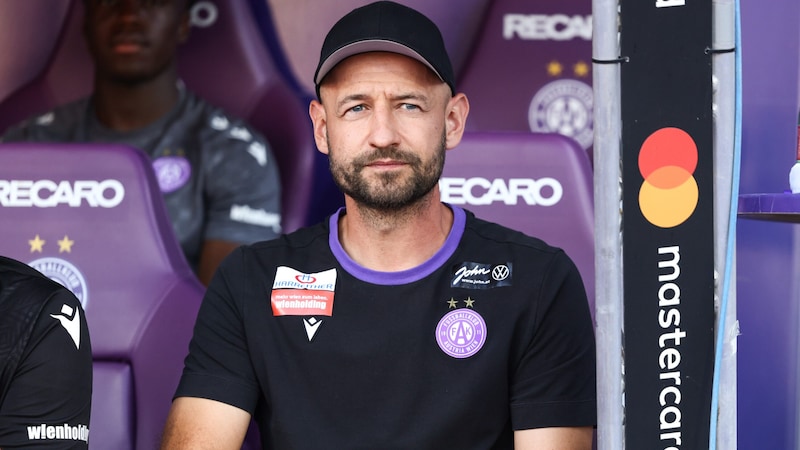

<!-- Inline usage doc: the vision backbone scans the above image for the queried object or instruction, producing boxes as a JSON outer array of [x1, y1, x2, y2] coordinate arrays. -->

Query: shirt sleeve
[[173, 247, 261, 414], [510, 250, 597, 430], [202, 125, 283, 245], [0, 289, 92, 449]]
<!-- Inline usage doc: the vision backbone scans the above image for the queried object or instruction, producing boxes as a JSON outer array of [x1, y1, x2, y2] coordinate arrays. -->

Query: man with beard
[[1, 0, 282, 286], [161, 2, 596, 449]]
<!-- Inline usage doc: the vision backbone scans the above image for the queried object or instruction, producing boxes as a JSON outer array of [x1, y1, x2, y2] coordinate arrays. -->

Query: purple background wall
[[738, 0, 800, 448]]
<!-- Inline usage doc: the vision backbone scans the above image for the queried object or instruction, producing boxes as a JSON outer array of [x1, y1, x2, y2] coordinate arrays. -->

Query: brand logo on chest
[[451, 262, 513, 289]]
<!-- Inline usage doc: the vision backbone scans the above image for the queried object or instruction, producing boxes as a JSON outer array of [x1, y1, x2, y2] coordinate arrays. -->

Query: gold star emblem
[[574, 61, 590, 77], [29, 234, 45, 253], [447, 298, 458, 309], [57, 235, 75, 253], [547, 61, 563, 77], [464, 297, 476, 308]]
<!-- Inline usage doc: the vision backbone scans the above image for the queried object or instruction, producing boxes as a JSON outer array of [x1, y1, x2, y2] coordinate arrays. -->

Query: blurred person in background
[[2, 0, 282, 286]]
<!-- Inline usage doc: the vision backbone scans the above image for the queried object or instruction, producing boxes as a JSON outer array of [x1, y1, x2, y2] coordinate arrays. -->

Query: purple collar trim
[[329, 205, 465, 285]]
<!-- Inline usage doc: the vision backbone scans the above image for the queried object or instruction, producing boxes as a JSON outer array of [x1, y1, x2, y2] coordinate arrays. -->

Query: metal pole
[[591, 0, 624, 448]]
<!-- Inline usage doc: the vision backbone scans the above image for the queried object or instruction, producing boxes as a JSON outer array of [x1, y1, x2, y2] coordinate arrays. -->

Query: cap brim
[[315, 40, 444, 86]]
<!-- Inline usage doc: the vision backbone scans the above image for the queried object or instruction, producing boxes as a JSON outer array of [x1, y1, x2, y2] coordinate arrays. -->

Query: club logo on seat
[[29, 257, 88, 310], [528, 79, 594, 150]]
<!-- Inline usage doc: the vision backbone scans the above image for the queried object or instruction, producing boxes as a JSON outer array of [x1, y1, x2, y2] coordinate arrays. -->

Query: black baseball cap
[[313, 1, 455, 99]]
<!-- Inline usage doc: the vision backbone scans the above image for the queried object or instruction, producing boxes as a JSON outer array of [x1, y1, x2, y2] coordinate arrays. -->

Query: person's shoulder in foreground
[[161, 2, 596, 449], [0, 256, 92, 449]]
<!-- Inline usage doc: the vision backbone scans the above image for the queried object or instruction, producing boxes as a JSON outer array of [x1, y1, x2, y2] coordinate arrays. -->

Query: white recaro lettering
[[439, 177, 563, 206], [503, 14, 592, 41], [0, 179, 125, 208]]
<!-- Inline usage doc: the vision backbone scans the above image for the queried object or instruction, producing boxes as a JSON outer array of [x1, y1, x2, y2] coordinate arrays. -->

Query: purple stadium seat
[[260, 0, 492, 97], [457, 0, 595, 158], [0, 143, 205, 449], [0, 0, 316, 232], [177, 0, 316, 232], [0, 1, 70, 104], [441, 132, 595, 311]]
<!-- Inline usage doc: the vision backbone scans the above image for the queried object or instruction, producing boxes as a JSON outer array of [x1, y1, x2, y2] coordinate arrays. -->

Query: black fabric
[[314, 1, 456, 97], [175, 208, 596, 449], [0, 256, 92, 449]]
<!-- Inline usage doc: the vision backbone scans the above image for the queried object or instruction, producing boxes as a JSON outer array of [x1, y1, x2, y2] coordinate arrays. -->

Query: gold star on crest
[[547, 61, 563, 77], [464, 297, 476, 308], [447, 298, 459, 309], [29, 234, 45, 253], [574, 61, 590, 77], [58, 235, 75, 253]]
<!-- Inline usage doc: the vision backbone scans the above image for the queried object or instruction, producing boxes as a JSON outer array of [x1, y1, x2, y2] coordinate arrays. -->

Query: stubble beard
[[328, 133, 447, 213]]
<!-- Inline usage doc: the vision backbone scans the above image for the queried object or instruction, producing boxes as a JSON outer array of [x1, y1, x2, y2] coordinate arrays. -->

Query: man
[[161, 2, 596, 448], [0, 256, 92, 448], [2, 0, 282, 285]]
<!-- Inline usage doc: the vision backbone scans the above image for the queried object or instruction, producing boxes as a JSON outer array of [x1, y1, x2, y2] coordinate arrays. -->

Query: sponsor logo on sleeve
[[450, 262, 512, 289], [229, 204, 281, 233]]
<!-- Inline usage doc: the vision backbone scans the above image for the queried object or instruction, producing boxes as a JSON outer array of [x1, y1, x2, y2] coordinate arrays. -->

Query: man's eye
[[349, 105, 365, 113], [402, 103, 420, 111]]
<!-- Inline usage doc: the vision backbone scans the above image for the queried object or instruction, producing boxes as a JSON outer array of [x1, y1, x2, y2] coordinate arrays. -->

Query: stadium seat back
[[0, 143, 204, 449], [441, 132, 595, 310], [0, 0, 315, 232]]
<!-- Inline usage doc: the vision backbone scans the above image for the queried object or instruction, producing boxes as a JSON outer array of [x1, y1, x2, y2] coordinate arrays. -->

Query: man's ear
[[444, 93, 470, 150], [309, 99, 330, 155]]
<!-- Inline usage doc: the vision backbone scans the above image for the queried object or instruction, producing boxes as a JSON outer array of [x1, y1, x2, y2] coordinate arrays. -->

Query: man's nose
[[367, 106, 401, 149]]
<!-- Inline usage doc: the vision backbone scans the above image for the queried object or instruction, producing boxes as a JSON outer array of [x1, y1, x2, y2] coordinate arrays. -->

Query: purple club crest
[[152, 156, 191, 193], [436, 308, 487, 359]]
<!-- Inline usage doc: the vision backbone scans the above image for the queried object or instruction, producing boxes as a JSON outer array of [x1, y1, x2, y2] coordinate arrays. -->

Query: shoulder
[[0, 256, 69, 309], [1, 97, 89, 142], [463, 209, 562, 255], [184, 92, 268, 145], [219, 222, 329, 271], [460, 209, 579, 278], [181, 91, 274, 167]]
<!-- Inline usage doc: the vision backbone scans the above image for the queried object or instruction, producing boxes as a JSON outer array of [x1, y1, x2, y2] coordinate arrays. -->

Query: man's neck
[[338, 191, 454, 272], [91, 71, 181, 132]]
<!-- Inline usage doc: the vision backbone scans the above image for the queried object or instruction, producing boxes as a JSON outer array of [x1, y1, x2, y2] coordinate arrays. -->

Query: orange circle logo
[[638, 127, 698, 228]]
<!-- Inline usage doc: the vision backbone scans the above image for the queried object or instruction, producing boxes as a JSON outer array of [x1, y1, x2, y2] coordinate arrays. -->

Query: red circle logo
[[638, 127, 699, 228]]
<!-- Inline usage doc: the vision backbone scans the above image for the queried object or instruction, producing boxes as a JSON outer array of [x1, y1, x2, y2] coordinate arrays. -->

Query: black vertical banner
[[620, 0, 714, 449]]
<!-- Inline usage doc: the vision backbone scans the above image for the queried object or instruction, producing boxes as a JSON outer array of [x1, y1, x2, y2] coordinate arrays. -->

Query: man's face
[[83, 0, 189, 84], [315, 52, 453, 211]]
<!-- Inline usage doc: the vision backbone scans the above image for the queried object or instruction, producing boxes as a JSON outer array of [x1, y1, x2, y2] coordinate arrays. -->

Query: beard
[[328, 133, 446, 212]]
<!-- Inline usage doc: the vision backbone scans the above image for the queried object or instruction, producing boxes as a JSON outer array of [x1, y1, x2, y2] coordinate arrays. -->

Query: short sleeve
[[202, 128, 283, 245], [0, 289, 92, 448], [510, 251, 597, 430], [174, 248, 261, 414]]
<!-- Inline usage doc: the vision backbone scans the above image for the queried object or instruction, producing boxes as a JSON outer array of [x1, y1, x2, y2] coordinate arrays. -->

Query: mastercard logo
[[638, 127, 699, 228]]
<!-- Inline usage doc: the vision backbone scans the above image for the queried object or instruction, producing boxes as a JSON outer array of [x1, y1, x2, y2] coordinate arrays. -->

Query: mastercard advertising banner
[[619, 0, 714, 448]]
